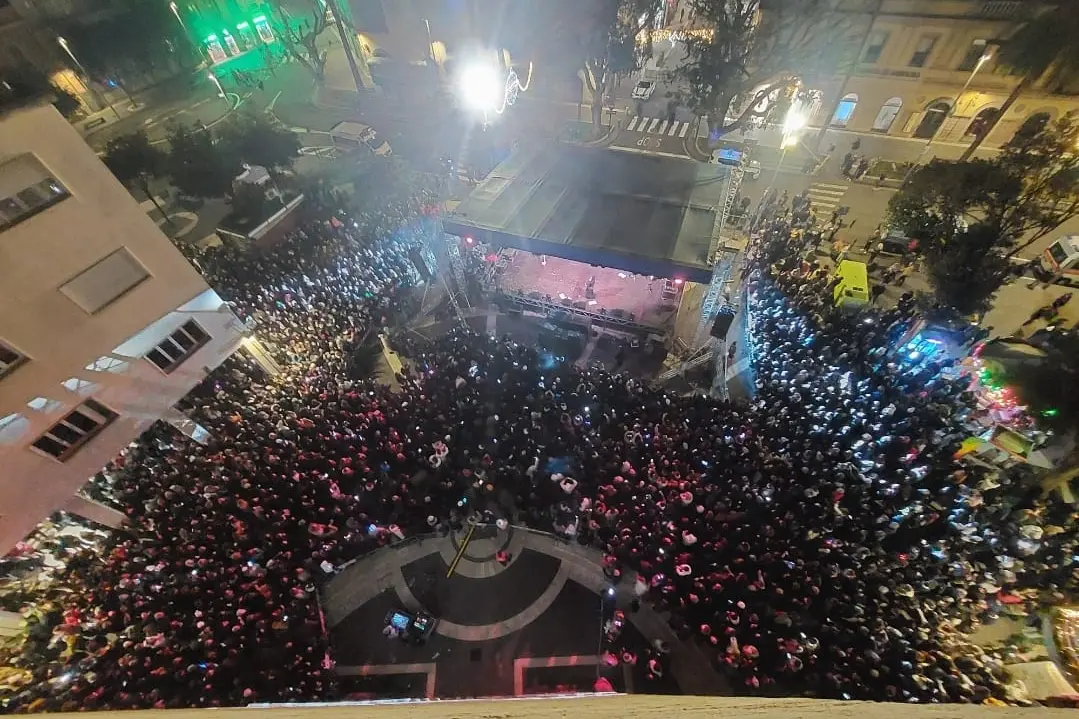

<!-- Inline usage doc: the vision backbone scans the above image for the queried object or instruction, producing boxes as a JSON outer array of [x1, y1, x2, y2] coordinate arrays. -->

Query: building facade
[[668, 0, 1079, 150], [0, 90, 246, 552]]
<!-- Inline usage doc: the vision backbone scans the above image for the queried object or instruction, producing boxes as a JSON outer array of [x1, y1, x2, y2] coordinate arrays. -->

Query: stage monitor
[[389, 611, 411, 631]]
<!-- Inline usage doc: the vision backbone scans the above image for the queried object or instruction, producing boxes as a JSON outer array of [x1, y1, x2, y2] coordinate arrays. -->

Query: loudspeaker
[[408, 249, 433, 281], [710, 308, 736, 339]]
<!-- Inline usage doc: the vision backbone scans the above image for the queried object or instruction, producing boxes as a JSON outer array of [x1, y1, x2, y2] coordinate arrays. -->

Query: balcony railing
[[979, 1, 1023, 19]]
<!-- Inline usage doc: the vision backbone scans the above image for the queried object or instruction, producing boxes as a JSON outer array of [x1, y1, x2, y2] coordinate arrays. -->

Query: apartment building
[[667, 0, 1077, 149], [0, 84, 246, 552]]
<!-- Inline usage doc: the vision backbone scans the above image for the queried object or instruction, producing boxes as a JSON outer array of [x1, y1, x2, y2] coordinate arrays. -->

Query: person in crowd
[[3, 185, 1071, 712]]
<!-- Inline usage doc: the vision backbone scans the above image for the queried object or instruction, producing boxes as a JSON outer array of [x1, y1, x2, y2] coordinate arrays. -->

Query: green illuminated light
[[236, 21, 249, 29], [252, 15, 267, 23], [205, 34, 218, 41]]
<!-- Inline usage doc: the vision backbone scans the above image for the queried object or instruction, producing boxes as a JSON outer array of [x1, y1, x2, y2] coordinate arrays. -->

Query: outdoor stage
[[494, 253, 684, 332], [444, 142, 730, 284]]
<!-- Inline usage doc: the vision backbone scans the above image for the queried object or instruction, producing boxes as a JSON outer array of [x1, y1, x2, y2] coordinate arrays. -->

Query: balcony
[[871, 0, 1025, 19]]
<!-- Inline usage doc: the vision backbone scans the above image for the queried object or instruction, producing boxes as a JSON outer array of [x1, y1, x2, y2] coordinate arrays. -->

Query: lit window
[[31, 398, 117, 461], [0, 154, 70, 231], [0, 340, 27, 379], [862, 30, 889, 64], [909, 35, 938, 68], [957, 38, 987, 71], [146, 320, 210, 373]]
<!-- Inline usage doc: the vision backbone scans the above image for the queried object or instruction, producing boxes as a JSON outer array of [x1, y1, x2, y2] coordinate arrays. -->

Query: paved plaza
[[323, 527, 721, 699]]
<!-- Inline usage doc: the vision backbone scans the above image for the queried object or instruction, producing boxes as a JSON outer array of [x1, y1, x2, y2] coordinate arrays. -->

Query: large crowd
[[3, 187, 1079, 711]]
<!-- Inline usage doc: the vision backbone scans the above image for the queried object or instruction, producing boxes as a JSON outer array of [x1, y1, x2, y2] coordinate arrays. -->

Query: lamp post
[[58, 36, 120, 120], [750, 105, 808, 232], [901, 51, 993, 185], [168, 1, 185, 29]]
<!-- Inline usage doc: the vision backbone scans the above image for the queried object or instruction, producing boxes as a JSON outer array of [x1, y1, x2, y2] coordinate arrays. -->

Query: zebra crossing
[[624, 116, 692, 138], [806, 181, 849, 215]]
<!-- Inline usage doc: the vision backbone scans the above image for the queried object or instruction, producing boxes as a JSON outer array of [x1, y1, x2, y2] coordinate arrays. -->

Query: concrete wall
[[0, 102, 244, 552]]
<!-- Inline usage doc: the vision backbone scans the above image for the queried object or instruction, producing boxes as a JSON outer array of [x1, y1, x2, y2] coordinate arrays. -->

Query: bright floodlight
[[459, 63, 503, 113], [783, 106, 808, 136], [780, 105, 809, 148]]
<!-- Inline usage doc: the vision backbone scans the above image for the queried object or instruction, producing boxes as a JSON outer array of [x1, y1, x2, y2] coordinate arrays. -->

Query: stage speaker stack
[[710, 307, 736, 339], [408, 249, 433, 281]]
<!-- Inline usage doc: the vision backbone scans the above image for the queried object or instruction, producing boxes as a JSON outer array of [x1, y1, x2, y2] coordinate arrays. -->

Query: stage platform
[[444, 142, 729, 284], [495, 253, 682, 331]]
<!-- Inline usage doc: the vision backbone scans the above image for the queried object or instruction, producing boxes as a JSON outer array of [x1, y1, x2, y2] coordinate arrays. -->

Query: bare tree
[[677, 0, 850, 141], [579, 0, 659, 129], [271, 0, 329, 82]]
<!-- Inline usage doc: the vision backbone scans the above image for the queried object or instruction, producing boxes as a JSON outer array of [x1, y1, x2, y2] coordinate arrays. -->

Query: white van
[[328, 121, 392, 156]]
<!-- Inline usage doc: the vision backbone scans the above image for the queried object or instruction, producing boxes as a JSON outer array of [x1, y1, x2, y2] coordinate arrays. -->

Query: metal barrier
[[495, 291, 668, 335]]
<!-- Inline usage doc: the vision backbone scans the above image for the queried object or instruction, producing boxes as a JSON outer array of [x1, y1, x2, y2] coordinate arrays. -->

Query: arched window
[[871, 97, 903, 133], [830, 93, 858, 127], [964, 107, 999, 138], [1013, 111, 1052, 142], [914, 99, 951, 139]]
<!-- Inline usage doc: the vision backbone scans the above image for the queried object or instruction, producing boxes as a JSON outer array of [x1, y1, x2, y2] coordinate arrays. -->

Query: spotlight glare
[[458, 63, 503, 113]]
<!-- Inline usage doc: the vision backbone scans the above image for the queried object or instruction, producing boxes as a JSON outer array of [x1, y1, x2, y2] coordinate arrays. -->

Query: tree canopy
[[54, 0, 192, 87], [216, 113, 301, 172], [1000, 331, 1079, 438], [165, 125, 241, 199], [103, 132, 166, 191], [887, 113, 1079, 315], [676, 0, 851, 138], [961, 4, 1079, 159]]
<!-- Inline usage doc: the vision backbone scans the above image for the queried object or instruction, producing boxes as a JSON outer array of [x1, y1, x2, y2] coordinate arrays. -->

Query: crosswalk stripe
[[627, 117, 640, 131], [657, 120, 669, 134], [679, 123, 690, 138], [647, 118, 660, 133], [668, 122, 679, 136]]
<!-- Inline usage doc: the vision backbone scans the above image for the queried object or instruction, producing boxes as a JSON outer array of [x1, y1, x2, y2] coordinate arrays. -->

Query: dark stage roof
[[443, 143, 729, 283]]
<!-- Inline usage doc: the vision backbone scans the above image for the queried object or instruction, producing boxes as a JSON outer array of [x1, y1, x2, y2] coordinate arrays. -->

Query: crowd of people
[[3, 188, 1079, 711]]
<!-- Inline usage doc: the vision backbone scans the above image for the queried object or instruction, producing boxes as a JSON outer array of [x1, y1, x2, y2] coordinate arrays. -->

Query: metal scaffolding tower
[[695, 162, 744, 346]]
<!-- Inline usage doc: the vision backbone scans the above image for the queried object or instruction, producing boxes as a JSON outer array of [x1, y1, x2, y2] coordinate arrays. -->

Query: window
[[146, 320, 210, 373], [958, 38, 988, 71], [862, 30, 890, 64], [0, 154, 70, 231], [0, 340, 27, 379], [909, 35, 938, 68], [31, 398, 117, 460], [871, 97, 903, 133], [59, 248, 151, 314]]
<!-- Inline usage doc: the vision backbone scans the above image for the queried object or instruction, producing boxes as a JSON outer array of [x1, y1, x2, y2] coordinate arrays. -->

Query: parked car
[[631, 80, 656, 101], [328, 121, 393, 156]]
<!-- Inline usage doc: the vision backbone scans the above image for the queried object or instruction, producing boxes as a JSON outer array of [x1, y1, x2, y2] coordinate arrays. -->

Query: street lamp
[[456, 57, 533, 126], [459, 62, 503, 114], [902, 50, 993, 183], [57, 36, 120, 120], [168, 1, 186, 29], [773, 104, 808, 182]]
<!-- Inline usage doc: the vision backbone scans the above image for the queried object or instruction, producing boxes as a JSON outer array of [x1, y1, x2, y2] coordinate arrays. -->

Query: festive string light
[[642, 28, 715, 43]]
